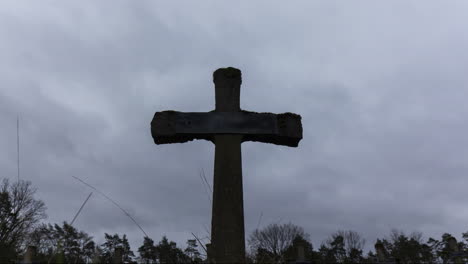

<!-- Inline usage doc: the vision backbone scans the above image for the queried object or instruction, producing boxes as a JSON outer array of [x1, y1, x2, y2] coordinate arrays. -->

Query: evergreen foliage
[[2, 179, 468, 263]]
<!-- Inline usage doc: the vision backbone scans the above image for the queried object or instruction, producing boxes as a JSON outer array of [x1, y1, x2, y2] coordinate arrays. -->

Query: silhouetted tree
[[427, 233, 465, 264], [362, 250, 377, 263], [7, 178, 468, 264], [28, 222, 95, 263], [390, 230, 423, 263], [320, 233, 346, 263], [101, 233, 134, 263], [0, 179, 46, 261], [248, 222, 309, 263], [184, 239, 202, 263], [463, 231, 468, 245], [138, 236, 157, 264], [253, 247, 275, 264], [155, 236, 190, 263], [283, 235, 314, 263], [319, 230, 365, 263], [376, 230, 436, 264], [318, 243, 337, 263]]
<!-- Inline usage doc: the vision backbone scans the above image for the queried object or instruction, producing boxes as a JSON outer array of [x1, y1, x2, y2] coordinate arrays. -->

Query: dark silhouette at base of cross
[[151, 67, 303, 263]]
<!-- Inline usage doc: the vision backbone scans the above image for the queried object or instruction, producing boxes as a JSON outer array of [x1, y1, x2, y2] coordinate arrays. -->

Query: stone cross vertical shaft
[[212, 68, 245, 263], [151, 67, 303, 263]]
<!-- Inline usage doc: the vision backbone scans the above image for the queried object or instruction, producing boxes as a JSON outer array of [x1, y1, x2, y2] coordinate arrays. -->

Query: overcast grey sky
[[1, 0, 468, 253]]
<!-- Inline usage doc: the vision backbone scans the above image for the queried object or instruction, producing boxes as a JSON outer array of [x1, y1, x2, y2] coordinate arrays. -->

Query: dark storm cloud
[[1, 0, 468, 252]]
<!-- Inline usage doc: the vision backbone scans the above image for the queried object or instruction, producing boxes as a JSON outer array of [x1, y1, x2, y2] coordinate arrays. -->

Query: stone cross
[[151, 67, 303, 263]]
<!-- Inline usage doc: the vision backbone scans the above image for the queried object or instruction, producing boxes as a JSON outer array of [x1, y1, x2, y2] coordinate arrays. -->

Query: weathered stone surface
[[151, 111, 211, 144], [150, 67, 303, 263], [212, 135, 245, 263], [151, 110, 302, 147], [242, 111, 302, 147], [214, 67, 241, 112]]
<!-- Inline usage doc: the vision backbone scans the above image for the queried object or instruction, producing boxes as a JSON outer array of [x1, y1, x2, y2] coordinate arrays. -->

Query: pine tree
[[139, 237, 157, 264]]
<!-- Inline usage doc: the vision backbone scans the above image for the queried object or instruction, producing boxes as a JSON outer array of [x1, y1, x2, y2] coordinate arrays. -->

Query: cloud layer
[[1, 1, 468, 252]]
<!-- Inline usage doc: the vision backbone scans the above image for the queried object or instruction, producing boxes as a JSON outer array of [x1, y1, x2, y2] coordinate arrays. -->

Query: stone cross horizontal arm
[[151, 110, 302, 147]]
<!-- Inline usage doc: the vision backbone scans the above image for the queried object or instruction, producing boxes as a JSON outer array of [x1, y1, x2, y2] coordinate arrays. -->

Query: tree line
[[247, 223, 468, 264], [0, 179, 203, 263], [1, 179, 467, 263], [28, 222, 202, 263]]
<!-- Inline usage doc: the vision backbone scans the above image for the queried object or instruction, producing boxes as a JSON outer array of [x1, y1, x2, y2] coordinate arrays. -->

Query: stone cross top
[[151, 67, 303, 263]]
